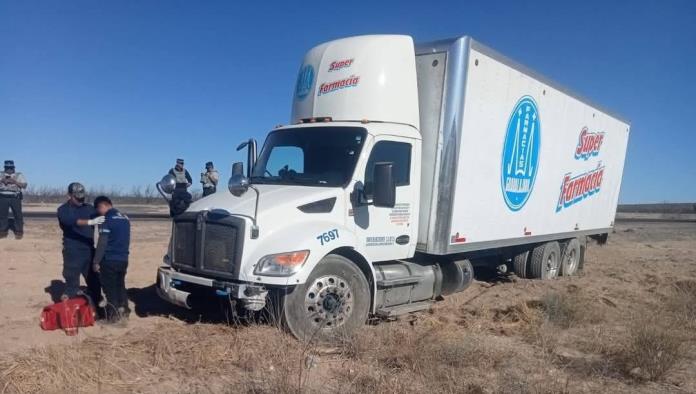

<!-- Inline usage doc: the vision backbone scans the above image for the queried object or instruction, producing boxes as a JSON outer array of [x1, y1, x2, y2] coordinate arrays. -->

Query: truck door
[[353, 137, 418, 262]]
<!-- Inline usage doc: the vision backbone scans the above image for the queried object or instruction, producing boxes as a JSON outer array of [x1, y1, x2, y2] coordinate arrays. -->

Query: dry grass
[[1, 300, 691, 393], [666, 280, 696, 328], [609, 318, 684, 382], [537, 291, 604, 329], [334, 324, 504, 393], [496, 366, 571, 394], [0, 322, 305, 394], [335, 321, 572, 394], [530, 288, 687, 383], [2, 270, 696, 392], [596, 279, 696, 382]]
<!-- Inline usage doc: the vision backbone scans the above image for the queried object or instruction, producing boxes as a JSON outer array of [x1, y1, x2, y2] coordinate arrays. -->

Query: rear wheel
[[560, 238, 581, 276], [277, 254, 370, 342], [529, 241, 561, 280], [512, 251, 530, 279]]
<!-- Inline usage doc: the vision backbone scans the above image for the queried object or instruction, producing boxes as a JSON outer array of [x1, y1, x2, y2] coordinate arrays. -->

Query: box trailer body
[[414, 37, 629, 255], [155, 35, 630, 340]]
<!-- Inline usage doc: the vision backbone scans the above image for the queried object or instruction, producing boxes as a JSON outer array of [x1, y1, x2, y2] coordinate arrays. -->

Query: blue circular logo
[[295, 64, 314, 100], [501, 96, 541, 211]]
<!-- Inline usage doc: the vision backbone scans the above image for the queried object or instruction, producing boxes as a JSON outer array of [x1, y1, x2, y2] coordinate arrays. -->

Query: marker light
[[254, 250, 310, 276], [299, 117, 332, 123]]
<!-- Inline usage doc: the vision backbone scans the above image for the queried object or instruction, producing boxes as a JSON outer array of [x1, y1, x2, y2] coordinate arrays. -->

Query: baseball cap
[[67, 182, 86, 199]]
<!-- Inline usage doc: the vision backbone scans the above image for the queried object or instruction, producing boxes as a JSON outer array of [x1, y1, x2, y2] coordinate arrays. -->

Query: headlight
[[254, 250, 310, 276]]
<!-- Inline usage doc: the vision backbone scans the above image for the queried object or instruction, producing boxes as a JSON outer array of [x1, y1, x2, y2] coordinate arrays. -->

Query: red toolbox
[[40, 296, 95, 336]]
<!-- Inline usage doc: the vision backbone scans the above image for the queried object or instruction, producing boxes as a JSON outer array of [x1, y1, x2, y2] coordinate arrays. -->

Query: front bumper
[[156, 266, 269, 311]]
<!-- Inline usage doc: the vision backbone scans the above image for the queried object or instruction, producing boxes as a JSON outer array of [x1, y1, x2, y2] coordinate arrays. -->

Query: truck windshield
[[251, 126, 367, 187]]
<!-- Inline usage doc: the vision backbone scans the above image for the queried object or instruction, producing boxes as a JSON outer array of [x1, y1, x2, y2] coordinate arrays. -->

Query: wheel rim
[[304, 275, 354, 329], [564, 248, 578, 273], [545, 251, 559, 277]]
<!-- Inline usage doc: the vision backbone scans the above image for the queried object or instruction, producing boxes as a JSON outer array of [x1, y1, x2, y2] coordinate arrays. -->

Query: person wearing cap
[[56, 183, 105, 301], [92, 196, 131, 323], [0, 160, 27, 239], [200, 161, 220, 197], [167, 159, 193, 216], [168, 158, 192, 190]]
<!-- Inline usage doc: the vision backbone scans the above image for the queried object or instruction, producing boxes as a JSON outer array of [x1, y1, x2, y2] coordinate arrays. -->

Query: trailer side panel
[[444, 43, 629, 254]]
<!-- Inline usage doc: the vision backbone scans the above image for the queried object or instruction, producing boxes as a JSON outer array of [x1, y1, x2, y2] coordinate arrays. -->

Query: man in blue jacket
[[57, 182, 104, 301], [92, 196, 131, 323]]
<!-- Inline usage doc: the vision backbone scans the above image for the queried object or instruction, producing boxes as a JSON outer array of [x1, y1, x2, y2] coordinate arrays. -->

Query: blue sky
[[1, 0, 694, 203]]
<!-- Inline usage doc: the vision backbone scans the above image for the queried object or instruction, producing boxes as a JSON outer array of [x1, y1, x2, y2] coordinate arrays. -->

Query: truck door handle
[[396, 235, 410, 245]]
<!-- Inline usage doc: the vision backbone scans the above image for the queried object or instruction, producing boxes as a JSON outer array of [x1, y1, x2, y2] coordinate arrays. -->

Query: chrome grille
[[202, 223, 238, 273], [171, 212, 244, 278], [173, 221, 196, 267]]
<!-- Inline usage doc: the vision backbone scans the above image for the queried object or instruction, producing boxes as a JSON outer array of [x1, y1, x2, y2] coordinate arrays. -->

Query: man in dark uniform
[[56, 183, 104, 301], [168, 158, 192, 216], [93, 196, 131, 323], [168, 158, 192, 189], [0, 160, 28, 239]]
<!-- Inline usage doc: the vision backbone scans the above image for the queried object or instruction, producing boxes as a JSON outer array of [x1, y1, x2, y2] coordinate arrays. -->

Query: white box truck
[[156, 35, 630, 340]]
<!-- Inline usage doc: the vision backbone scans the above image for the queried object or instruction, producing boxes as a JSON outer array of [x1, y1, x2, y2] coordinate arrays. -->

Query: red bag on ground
[[40, 296, 95, 335]]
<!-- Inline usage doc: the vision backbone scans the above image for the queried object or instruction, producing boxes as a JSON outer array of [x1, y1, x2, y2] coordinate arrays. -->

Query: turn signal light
[[273, 251, 310, 266], [254, 250, 310, 276]]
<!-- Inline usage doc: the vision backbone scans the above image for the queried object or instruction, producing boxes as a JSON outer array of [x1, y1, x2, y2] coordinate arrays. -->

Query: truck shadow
[[127, 285, 238, 325], [124, 265, 515, 328], [473, 267, 517, 284]]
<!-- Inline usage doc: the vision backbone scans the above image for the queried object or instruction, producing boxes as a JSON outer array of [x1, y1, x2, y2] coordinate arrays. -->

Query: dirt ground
[[0, 218, 171, 352], [1, 218, 695, 393]]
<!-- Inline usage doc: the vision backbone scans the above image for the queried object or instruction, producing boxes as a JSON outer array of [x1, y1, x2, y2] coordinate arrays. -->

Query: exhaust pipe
[[156, 271, 192, 309], [158, 286, 192, 309]]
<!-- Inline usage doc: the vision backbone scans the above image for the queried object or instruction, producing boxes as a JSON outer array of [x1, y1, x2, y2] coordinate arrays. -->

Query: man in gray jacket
[[168, 158, 192, 190], [0, 160, 28, 239], [200, 161, 220, 197]]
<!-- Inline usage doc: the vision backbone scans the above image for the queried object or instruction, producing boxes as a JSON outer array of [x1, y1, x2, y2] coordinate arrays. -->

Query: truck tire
[[560, 238, 581, 276], [512, 251, 530, 279], [529, 241, 561, 280], [578, 237, 587, 271], [278, 254, 370, 342]]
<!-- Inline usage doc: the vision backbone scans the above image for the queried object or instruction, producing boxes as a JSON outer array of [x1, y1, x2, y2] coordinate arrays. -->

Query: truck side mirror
[[373, 162, 396, 208], [232, 162, 244, 177], [236, 139, 257, 178], [158, 174, 177, 194], [228, 174, 250, 197], [350, 181, 368, 206], [229, 162, 250, 197]]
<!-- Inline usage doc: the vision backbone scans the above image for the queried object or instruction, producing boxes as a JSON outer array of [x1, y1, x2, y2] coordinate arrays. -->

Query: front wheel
[[276, 254, 370, 342]]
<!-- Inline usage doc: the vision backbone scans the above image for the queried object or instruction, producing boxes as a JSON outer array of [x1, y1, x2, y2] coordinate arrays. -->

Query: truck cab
[[157, 35, 448, 340]]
